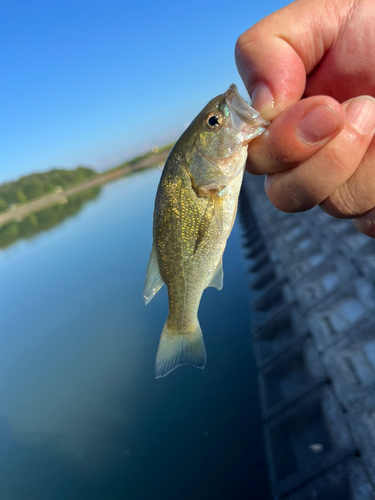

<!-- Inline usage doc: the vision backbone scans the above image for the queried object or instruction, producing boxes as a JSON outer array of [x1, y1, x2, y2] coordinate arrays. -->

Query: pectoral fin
[[214, 194, 223, 231], [208, 257, 223, 290], [143, 244, 164, 305]]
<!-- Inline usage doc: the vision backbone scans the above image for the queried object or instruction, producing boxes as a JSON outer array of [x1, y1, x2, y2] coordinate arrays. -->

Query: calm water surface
[[0, 169, 270, 500]]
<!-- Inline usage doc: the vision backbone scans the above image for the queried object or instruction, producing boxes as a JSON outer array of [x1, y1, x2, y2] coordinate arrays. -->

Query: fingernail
[[297, 105, 342, 145], [344, 96, 375, 136], [251, 83, 274, 116]]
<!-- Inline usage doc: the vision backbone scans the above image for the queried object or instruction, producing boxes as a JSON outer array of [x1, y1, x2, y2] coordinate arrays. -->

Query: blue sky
[[0, 0, 288, 184]]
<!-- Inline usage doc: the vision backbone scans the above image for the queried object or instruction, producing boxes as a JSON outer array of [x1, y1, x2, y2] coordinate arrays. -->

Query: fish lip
[[225, 84, 270, 127]]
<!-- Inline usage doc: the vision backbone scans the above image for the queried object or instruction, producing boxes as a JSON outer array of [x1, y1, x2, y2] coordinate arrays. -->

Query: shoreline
[[0, 148, 170, 228]]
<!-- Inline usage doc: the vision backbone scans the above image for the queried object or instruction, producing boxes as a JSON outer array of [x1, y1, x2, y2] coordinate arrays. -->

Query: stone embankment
[[239, 172, 375, 499]]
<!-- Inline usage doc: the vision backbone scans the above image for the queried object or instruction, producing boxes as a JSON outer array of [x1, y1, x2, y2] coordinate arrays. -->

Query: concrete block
[[264, 386, 355, 498], [348, 390, 375, 484], [348, 240, 375, 286], [286, 254, 359, 314], [249, 265, 278, 292], [306, 207, 352, 234], [258, 337, 326, 419], [281, 245, 334, 285], [252, 308, 308, 367], [323, 318, 375, 408], [307, 279, 375, 353], [339, 226, 371, 261], [284, 458, 375, 500]]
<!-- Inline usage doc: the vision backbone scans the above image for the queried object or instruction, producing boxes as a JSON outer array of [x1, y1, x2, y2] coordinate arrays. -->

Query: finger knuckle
[[326, 184, 373, 218], [321, 148, 351, 177], [338, 183, 364, 216]]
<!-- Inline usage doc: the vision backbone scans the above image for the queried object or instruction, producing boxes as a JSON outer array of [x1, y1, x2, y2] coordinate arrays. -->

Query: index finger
[[246, 95, 344, 175]]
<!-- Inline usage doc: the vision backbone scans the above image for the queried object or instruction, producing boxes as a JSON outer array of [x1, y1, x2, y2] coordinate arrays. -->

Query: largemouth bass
[[144, 84, 269, 378]]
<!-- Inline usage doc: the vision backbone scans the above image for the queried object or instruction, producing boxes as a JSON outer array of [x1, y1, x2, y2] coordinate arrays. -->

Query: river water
[[0, 168, 270, 500]]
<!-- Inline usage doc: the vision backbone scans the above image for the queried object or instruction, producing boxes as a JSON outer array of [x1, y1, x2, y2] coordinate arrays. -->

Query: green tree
[[0, 166, 97, 213], [0, 197, 7, 211], [16, 190, 28, 203]]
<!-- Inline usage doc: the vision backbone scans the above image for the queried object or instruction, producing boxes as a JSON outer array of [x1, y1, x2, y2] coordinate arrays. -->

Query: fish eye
[[205, 113, 223, 130]]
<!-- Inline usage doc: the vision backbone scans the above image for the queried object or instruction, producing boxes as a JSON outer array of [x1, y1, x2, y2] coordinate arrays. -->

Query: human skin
[[235, 0, 375, 237]]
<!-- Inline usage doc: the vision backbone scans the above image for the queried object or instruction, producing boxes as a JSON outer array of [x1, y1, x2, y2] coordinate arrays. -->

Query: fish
[[144, 84, 269, 378]]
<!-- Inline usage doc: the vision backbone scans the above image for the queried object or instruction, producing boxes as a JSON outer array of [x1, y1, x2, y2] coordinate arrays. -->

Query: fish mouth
[[225, 84, 269, 130]]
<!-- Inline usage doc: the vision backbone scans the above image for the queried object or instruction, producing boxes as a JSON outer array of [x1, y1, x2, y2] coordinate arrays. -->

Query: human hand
[[235, 0, 375, 237]]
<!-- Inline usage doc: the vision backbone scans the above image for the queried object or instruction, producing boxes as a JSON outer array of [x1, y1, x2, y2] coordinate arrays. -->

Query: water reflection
[[0, 169, 270, 500], [0, 415, 79, 500], [0, 186, 101, 249]]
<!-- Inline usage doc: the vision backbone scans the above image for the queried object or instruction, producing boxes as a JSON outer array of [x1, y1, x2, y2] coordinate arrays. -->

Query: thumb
[[235, 0, 351, 119]]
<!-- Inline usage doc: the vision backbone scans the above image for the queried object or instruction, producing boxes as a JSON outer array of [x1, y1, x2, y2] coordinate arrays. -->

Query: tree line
[[0, 166, 96, 212]]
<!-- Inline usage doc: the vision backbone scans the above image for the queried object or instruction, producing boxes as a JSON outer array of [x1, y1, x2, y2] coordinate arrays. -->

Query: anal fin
[[143, 244, 164, 305], [207, 257, 223, 290]]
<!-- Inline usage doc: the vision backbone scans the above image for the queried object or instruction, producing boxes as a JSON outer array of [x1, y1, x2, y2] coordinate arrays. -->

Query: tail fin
[[155, 320, 206, 378]]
